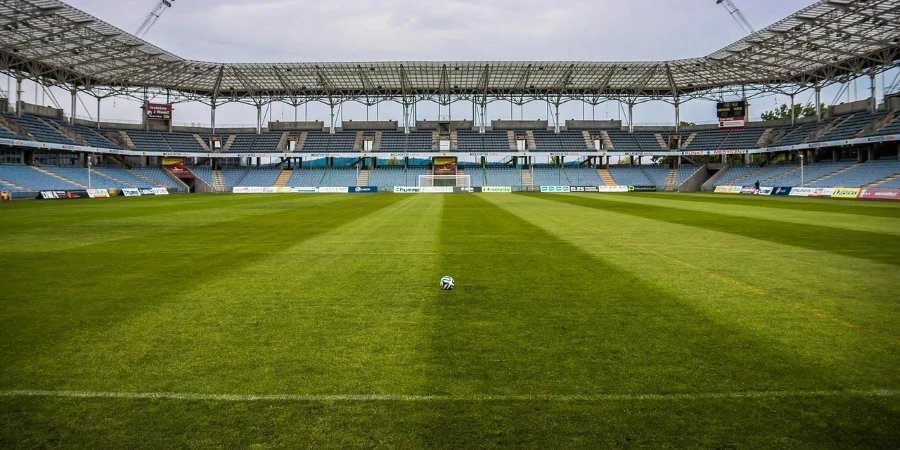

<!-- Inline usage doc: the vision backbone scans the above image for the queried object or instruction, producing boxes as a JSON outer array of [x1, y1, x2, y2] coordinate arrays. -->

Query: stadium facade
[[0, 0, 899, 195]]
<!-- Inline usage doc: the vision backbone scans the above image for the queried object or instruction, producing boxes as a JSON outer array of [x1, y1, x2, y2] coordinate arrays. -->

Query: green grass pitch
[[1, 192, 899, 448]]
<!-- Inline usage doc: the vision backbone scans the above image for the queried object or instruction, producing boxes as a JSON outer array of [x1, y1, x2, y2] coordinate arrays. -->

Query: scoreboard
[[716, 101, 747, 129]]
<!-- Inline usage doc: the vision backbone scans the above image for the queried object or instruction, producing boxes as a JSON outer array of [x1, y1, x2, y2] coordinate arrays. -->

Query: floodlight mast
[[135, 0, 174, 39], [716, 0, 755, 35]]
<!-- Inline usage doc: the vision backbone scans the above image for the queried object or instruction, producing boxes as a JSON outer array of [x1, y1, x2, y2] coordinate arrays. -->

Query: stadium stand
[[2, 113, 75, 145], [810, 159, 900, 187], [764, 161, 855, 187], [369, 166, 426, 189], [0, 163, 82, 190], [130, 167, 183, 191], [457, 130, 511, 152], [189, 166, 215, 187], [814, 111, 886, 142], [608, 165, 669, 188], [302, 131, 356, 152], [466, 166, 522, 187], [532, 130, 590, 152], [378, 131, 432, 152]]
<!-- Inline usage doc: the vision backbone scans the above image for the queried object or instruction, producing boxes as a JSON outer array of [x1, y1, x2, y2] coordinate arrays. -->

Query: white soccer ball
[[440, 276, 455, 291]]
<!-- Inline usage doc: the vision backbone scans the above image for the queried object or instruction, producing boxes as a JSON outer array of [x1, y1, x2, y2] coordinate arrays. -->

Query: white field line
[[1, 389, 897, 403]]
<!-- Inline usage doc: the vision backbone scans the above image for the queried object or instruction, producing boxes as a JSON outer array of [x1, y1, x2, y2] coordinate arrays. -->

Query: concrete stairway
[[450, 130, 459, 150], [0, 177, 27, 190], [277, 132, 290, 150], [353, 131, 364, 151], [131, 171, 160, 187], [193, 134, 211, 151], [212, 170, 226, 192], [49, 121, 87, 145], [32, 165, 87, 188], [274, 170, 292, 187], [506, 131, 517, 150], [582, 130, 594, 149], [598, 168, 616, 186], [357, 169, 369, 186], [664, 169, 679, 191], [808, 163, 857, 186], [866, 172, 900, 188], [600, 131, 613, 149], [730, 166, 765, 186], [521, 169, 534, 191], [222, 135, 236, 152], [655, 133, 668, 149], [680, 132, 699, 148], [525, 131, 536, 150]]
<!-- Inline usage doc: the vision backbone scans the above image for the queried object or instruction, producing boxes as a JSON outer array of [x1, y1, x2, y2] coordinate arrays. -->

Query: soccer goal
[[417, 174, 472, 188]]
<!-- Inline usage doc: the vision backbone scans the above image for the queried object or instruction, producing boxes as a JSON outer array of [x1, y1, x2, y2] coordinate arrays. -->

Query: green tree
[[760, 102, 826, 121], [678, 120, 696, 127]]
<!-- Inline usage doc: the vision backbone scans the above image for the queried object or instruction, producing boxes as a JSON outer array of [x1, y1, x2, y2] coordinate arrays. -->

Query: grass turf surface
[[0, 192, 898, 448]]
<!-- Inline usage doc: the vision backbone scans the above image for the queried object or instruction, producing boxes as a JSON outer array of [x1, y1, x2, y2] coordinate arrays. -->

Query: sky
[[4, 0, 896, 128]]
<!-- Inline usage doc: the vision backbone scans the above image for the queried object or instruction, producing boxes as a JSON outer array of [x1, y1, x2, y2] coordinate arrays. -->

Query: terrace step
[[655, 133, 668, 149], [212, 170, 227, 192], [664, 169, 679, 191], [222, 135, 236, 152], [357, 169, 369, 186], [0, 177, 27, 190], [273, 169, 292, 187], [582, 130, 594, 150], [32, 165, 86, 188], [506, 130, 517, 150], [193, 134, 211, 152], [521, 168, 534, 191], [867, 172, 900, 188], [809, 163, 857, 186], [525, 131, 536, 150], [680, 132, 698, 148], [600, 131, 613, 150], [730, 166, 764, 186], [598, 168, 616, 186]]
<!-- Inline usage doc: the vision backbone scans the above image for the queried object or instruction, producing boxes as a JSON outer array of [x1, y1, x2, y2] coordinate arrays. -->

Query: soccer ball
[[440, 276, 455, 290]]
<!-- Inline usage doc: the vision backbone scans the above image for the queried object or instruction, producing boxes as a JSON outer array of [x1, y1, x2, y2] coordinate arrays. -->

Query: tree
[[760, 102, 826, 121], [678, 120, 696, 127]]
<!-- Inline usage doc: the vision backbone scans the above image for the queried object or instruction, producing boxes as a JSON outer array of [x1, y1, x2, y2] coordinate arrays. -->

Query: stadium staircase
[[521, 168, 534, 191], [581, 131, 594, 149], [730, 167, 765, 186], [757, 128, 775, 147], [95, 170, 133, 186], [356, 169, 369, 186], [808, 116, 846, 141], [294, 132, 308, 150], [598, 168, 616, 186], [116, 131, 135, 149], [50, 122, 87, 145], [762, 165, 802, 184], [600, 131, 613, 149], [680, 132, 698, 148], [506, 131, 517, 150], [655, 134, 668, 149], [0, 177, 26, 191], [212, 170, 226, 192], [866, 173, 900, 188], [664, 169, 679, 191], [525, 131, 536, 150], [132, 170, 162, 187], [277, 132, 290, 150], [450, 130, 459, 150], [862, 112, 896, 135], [373, 131, 383, 151], [274, 169, 292, 187], [193, 134, 211, 151], [353, 131, 364, 151], [33, 165, 86, 188], [222, 135, 236, 152], [809, 163, 858, 186], [702, 164, 730, 190], [0, 116, 32, 139]]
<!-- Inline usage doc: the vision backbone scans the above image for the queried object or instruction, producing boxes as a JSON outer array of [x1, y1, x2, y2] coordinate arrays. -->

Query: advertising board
[[831, 187, 861, 199], [86, 189, 110, 198], [628, 185, 658, 192], [857, 188, 900, 200], [540, 186, 570, 193], [598, 186, 629, 193], [350, 186, 378, 193], [570, 186, 600, 192], [318, 187, 350, 193], [481, 186, 513, 193]]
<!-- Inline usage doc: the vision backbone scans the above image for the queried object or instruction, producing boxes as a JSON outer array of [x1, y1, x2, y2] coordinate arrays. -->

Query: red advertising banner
[[147, 103, 173, 120], [857, 188, 900, 200]]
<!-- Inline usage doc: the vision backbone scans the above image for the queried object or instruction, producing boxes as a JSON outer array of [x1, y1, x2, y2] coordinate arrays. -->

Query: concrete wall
[[564, 120, 621, 130], [269, 121, 324, 131], [415, 120, 474, 130], [491, 120, 547, 130], [341, 120, 397, 130], [829, 98, 872, 116], [678, 164, 710, 192], [22, 103, 64, 119]]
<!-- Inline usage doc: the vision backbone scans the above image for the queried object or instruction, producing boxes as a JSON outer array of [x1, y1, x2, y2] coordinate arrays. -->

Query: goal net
[[417, 175, 472, 188]]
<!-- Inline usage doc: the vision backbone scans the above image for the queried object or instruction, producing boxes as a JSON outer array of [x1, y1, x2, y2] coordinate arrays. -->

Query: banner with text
[[481, 186, 513, 193], [831, 187, 861, 199], [540, 186, 570, 193], [857, 188, 900, 200]]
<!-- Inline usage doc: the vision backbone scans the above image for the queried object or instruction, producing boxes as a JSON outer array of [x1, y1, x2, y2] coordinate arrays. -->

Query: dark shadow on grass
[[631, 192, 900, 218], [534, 193, 900, 266]]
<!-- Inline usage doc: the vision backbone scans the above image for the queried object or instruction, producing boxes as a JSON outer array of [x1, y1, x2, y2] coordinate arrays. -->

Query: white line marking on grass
[[1, 389, 897, 403]]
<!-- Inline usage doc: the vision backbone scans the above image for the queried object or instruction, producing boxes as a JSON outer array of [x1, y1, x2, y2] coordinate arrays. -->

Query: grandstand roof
[[0, 0, 899, 104]]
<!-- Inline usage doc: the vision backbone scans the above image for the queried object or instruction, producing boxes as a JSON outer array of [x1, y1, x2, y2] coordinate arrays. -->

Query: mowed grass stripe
[[0, 194, 407, 385], [537, 193, 900, 265], [426, 195, 843, 395], [484, 194, 900, 386], [593, 193, 900, 236], [642, 192, 900, 218]]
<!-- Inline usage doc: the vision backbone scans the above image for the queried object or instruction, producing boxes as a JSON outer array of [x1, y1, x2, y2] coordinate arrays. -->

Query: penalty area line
[[0, 389, 897, 403]]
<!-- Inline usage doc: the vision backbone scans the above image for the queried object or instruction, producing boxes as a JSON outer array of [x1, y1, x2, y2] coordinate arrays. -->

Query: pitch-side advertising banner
[[789, 187, 832, 197], [739, 187, 758, 194], [540, 186, 570, 193], [293, 187, 318, 193], [350, 186, 378, 193], [758, 187, 774, 195], [38, 190, 90, 200], [771, 187, 793, 196], [598, 186, 629, 193], [317, 187, 350, 193], [121, 188, 141, 197], [857, 188, 900, 200], [394, 187, 422, 193], [86, 189, 111, 198], [831, 187, 861, 199], [628, 186, 658, 192], [569, 186, 600, 192], [481, 186, 513, 193]]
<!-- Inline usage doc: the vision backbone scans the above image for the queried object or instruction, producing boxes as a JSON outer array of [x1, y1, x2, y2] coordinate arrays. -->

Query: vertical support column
[[402, 102, 410, 134], [814, 85, 822, 122], [211, 104, 217, 134], [674, 98, 680, 132], [256, 103, 262, 134], [329, 103, 336, 135], [868, 147, 875, 162], [789, 93, 796, 126], [554, 103, 560, 134], [870, 71, 877, 112], [15, 77, 22, 116], [70, 89, 77, 124], [96, 96, 101, 129], [627, 101, 634, 133], [479, 102, 486, 134]]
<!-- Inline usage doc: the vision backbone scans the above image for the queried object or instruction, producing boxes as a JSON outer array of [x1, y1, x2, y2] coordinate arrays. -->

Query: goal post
[[417, 174, 472, 188]]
